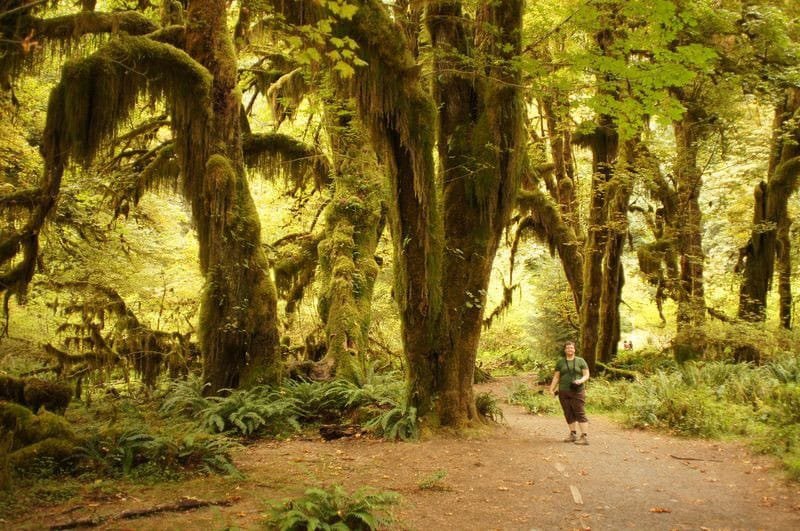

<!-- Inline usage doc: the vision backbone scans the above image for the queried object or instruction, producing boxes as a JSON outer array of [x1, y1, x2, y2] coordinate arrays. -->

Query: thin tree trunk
[[579, 116, 618, 373]]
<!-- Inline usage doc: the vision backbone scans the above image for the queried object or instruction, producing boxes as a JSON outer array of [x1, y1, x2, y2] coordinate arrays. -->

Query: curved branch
[[31, 11, 158, 41], [242, 132, 331, 191], [1, 36, 212, 301]]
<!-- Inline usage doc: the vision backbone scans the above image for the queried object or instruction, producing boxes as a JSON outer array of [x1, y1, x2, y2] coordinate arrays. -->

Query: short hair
[[564, 341, 575, 347]]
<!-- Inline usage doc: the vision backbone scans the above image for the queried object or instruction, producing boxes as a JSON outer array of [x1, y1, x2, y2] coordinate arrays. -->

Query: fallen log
[[595, 361, 639, 381], [50, 497, 234, 530]]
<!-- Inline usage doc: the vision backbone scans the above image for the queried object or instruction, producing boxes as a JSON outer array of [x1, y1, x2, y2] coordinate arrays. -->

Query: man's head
[[564, 341, 576, 356]]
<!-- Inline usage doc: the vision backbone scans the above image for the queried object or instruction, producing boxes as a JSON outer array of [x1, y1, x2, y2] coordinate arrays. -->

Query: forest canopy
[[0, 0, 798, 436]]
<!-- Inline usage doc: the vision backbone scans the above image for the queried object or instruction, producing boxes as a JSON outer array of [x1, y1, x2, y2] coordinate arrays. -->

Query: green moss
[[16, 411, 75, 448], [8, 438, 78, 470], [23, 379, 71, 414], [0, 401, 33, 433]]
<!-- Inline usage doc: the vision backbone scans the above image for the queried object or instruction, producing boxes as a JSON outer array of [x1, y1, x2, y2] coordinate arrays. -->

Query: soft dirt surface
[[11, 377, 800, 530]]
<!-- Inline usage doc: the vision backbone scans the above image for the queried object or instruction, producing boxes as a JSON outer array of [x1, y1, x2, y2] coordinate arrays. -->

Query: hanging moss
[[242, 133, 330, 192], [272, 232, 323, 313], [1, 9, 158, 84]]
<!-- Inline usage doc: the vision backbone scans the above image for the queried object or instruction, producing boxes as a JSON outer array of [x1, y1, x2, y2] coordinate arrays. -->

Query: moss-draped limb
[[31, 11, 158, 42], [0, 35, 212, 302], [242, 132, 330, 191], [273, 232, 324, 313], [517, 186, 584, 312], [316, 102, 385, 382], [1, 10, 159, 82]]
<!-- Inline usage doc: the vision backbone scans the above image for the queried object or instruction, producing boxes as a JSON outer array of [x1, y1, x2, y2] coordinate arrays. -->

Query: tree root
[[50, 497, 234, 529]]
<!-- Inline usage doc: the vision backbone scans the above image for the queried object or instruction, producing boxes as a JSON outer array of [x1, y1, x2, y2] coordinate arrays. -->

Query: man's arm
[[549, 371, 560, 394]]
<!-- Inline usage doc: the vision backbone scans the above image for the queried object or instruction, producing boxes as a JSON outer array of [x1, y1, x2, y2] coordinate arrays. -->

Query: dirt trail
[[13, 377, 800, 530]]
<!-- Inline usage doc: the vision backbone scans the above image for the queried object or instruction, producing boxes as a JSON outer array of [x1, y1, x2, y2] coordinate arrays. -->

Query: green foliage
[[200, 386, 301, 437], [417, 469, 449, 491], [475, 392, 504, 422], [609, 347, 676, 375], [625, 372, 746, 437], [506, 382, 556, 415], [76, 426, 240, 478], [767, 356, 800, 384], [159, 376, 212, 417], [585, 378, 631, 413], [363, 404, 418, 441], [264, 484, 399, 531]]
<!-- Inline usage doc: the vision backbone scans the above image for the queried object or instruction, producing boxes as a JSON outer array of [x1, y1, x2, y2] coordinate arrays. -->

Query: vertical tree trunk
[[317, 100, 385, 381], [738, 88, 800, 333], [672, 101, 707, 359], [595, 141, 632, 363], [539, 94, 583, 312], [185, 0, 280, 390], [427, 0, 525, 426], [579, 117, 618, 373]]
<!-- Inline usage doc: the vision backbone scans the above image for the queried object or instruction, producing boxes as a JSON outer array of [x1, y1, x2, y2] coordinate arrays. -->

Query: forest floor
[[9, 375, 800, 530]]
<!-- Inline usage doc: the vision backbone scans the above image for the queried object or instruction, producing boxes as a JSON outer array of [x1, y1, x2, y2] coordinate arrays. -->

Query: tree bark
[[738, 87, 800, 330], [578, 116, 618, 373], [427, 0, 525, 426], [672, 98, 707, 359], [185, 0, 280, 390], [317, 101, 385, 382]]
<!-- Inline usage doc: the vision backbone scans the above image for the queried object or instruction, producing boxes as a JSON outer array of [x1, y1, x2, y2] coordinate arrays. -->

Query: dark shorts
[[558, 389, 588, 424]]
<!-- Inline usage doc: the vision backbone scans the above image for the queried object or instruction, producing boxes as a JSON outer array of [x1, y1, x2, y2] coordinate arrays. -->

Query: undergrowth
[[592, 355, 800, 478], [506, 382, 556, 414], [264, 484, 399, 530]]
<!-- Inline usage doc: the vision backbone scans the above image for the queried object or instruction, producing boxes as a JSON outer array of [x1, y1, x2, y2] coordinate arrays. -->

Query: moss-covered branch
[[242, 132, 330, 191]]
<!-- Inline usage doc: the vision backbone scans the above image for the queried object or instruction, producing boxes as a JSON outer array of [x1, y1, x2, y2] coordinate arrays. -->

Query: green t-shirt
[[555, 356, 588, 392]]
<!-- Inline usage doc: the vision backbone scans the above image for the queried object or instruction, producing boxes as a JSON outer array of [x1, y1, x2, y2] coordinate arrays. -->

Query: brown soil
[[10, 377, 800, 530]]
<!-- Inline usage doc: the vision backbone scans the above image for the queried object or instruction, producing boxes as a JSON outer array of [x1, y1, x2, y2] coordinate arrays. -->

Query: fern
[[475, 392, 504, 422], [265, 484, 399, 530], [364, 405, 418, 441], [159, 376, 211, 417]]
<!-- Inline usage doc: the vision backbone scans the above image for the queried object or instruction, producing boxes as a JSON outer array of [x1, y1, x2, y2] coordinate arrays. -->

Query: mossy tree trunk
[[317, 100, 385, 382], [266, 0, 522, 425], [539, 92, 584, 312], [427, 0, 525, 426], [578, 116, 619, 372], [738, 87, 800, 331], [185, 0, 280, 390], [672, 97, 707, 358], [595, 140, 634, 363]]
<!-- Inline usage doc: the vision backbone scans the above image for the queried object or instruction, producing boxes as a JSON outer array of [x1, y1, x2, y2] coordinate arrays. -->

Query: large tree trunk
[[578, 117, 618, 373], [317, 101, 385, 381], [185, 0, 280, 390], [427, 0, 525, 426], [738, 88, 800, 332], [596, 141, 632, 363], [672, 101, 707, 359]]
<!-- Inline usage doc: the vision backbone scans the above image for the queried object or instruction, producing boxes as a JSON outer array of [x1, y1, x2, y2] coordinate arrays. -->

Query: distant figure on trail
[[623, 340, 633, 350], [549, 341, 590, 445]]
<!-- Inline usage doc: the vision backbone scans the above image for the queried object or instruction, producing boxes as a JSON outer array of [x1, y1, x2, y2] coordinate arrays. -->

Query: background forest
[[1, 0, 800, 525]]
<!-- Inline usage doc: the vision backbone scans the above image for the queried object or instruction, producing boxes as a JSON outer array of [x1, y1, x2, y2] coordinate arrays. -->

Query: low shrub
[[506, 382, 556, 415], [364, 404, 418, 441], [265, 484, 399, 530], [475, 392, 504, 422]]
